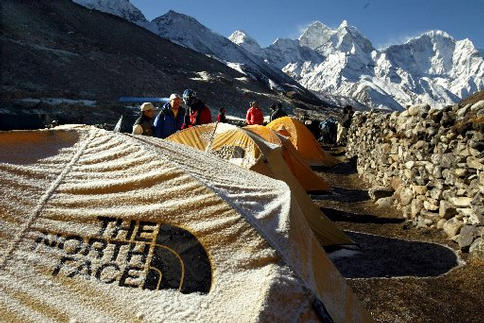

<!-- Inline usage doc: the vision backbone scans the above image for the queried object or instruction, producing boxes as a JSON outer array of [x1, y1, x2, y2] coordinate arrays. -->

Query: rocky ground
[[313, 148, 484, 323]]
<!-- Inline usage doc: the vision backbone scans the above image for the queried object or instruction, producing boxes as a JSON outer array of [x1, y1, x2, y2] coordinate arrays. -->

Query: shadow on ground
[[326, 231, 459, 278], [311, 187, 370, 202], [311, 156, 357, 175], [321, 207, 404, 224]]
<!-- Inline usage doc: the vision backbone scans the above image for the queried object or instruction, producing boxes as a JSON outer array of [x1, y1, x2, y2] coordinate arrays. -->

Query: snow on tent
[[0, 126, 369, 322], [167, 123, 351, 247], [266, 117, 339, 167], [244, 125, 330, 192]]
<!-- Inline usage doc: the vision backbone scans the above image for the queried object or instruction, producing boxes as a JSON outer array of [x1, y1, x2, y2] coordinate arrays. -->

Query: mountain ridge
[[71, 0, 484, 110]]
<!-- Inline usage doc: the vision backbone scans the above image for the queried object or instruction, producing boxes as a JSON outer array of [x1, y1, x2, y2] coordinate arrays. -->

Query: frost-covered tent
[[267, 117, 339, 167], [244, 125, 331, 192], [0, 126, 368, 322], [167, 123, 350, 246]]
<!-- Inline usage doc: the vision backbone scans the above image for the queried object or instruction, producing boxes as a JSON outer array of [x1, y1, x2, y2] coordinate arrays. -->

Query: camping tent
[[244, 125, 330, 192], [0, 126, 369, 322], [266, 117, 339, 167], [167, 123, 351, 246]]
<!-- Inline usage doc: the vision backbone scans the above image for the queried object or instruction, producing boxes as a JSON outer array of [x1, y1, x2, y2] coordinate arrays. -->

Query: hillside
[[0, 0, 324, 127]]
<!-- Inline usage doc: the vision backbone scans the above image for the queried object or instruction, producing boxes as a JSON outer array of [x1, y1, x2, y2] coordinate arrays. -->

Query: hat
[[140, 102, 155, 112], [169, 93, 180, 101], [250, 101, 258, 107]]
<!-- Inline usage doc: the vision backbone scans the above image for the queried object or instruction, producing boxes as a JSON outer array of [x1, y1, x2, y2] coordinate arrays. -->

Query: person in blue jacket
[[153, 93, 186, 138]]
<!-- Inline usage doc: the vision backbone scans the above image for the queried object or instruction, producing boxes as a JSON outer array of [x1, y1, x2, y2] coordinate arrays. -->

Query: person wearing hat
[[245, 101, 264, 125], [153, 93, 186, 138], [132, 102, 155, 136], [182, 89, 212, 127]]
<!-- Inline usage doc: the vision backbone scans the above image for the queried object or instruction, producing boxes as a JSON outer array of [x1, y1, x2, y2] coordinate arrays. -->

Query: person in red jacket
[[182, 89, 212, 126], [246, 101, 264, 125]]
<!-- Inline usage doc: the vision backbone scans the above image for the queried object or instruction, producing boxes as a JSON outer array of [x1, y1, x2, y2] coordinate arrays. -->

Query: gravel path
[[313, 149, 484, 323]]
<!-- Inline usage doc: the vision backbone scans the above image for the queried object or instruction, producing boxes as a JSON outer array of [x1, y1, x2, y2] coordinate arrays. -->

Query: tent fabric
[[167, 124, 351, 246], [244, 125, 331, 192], [266, 117, 339, 167], [0, 126, 369, 322]]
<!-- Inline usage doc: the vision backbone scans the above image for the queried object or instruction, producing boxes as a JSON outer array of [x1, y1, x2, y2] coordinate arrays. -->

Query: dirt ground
[[312, 148, 484, 323]]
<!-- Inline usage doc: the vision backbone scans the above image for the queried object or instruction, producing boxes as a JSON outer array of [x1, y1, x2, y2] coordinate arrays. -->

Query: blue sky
[[131, 0, 484, 49]]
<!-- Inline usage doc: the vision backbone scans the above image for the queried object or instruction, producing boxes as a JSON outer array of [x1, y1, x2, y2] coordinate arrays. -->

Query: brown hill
[[458, 90, 484, 107], [0, 0, 327, 127]]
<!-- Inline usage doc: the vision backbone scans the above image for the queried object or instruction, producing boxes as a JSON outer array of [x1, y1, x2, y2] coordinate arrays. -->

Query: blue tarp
[[118, 97, 169, 103]]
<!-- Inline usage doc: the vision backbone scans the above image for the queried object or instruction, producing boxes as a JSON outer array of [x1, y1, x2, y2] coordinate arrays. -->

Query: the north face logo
[[33, 216, 212, 294]]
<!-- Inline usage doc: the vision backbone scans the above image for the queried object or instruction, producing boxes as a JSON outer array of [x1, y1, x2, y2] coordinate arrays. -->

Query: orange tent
[[167, 124, 351, 246], [266, 117, 339, 167], [244, 125, 330, 192]]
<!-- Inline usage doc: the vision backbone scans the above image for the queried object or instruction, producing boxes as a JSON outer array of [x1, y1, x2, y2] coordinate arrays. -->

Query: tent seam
[[0, 129, 96, 269], [128, 135, 318, 309]]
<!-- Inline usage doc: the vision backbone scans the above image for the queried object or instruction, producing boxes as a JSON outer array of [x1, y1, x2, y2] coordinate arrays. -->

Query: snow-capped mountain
[[72, 0, 155, 31], [229, 30, 266, 58], [71, 0, 483, 110], [70, 1, 323, 103], [151, 11, 314, 95], [235, 22, 484, 110]]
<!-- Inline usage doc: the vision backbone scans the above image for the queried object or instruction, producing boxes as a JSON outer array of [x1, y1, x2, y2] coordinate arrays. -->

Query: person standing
[[269, 102, 287, 122], [246, 101, 264, 125], [153, 93, 186, 138], [132, 102, 155, 136], [217, 107, 227, 123], [182, 89, 212, 126]]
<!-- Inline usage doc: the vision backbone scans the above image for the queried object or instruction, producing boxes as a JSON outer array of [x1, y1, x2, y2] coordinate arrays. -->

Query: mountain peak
[[229, 30, 257, 45], [338, 20, 349, 29], [73, 0, 149, 25], [299, 21, 333, 50], [161, 10, 199, 24], [229, 30, 264, 57]]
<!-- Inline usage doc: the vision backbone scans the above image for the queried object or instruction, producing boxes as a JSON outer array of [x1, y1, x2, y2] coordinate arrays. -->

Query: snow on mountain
[[233, 20, 484, 110], [72, 0, 155, 31], [229, 30, 265, 58], [72, 0, 482, 110], [298, 21, 333, 50], [265, 38, 325, 69], [151, 11, 311, 95]]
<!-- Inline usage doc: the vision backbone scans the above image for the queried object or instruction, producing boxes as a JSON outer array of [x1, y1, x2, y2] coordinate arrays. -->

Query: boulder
[[469, 238, 484, 259], [411, 198, 424, 217], [450, 197, 473, 207], [424, 200, 439, 211], [443, 218, 463, 238], [375, 196, 394, 208], [454, 168, 467, 177], [467, 156, 483, 170], [456, 225, 479, 249], [399, 187, 414, 206]]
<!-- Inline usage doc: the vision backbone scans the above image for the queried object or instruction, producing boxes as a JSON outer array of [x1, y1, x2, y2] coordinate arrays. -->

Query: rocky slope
[[69, 0, 484, 111], [1, 0, 326, 128], [150, 11, 322, 104]]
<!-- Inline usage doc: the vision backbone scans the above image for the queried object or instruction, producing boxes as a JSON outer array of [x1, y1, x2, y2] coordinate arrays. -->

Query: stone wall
[[346, 101, 484, 258]]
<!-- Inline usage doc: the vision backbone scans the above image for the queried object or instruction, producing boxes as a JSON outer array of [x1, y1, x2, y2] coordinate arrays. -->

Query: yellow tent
[[244, 125, 330, 192], [0, 126, 369, 322], [167, 123, 351, 246], [266, 116, 339, 167]]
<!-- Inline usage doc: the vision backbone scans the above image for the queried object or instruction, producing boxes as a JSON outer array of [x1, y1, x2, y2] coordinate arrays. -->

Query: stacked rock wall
[[346, 101, 484, 258]]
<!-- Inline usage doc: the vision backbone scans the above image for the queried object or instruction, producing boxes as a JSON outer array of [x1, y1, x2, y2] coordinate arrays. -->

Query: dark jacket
[[153, 103, 186, 138], [270, 108, 287, 122], [217, 113, 227, 123], [188, 100, 212, 126], [133, 115, 154, 136]]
